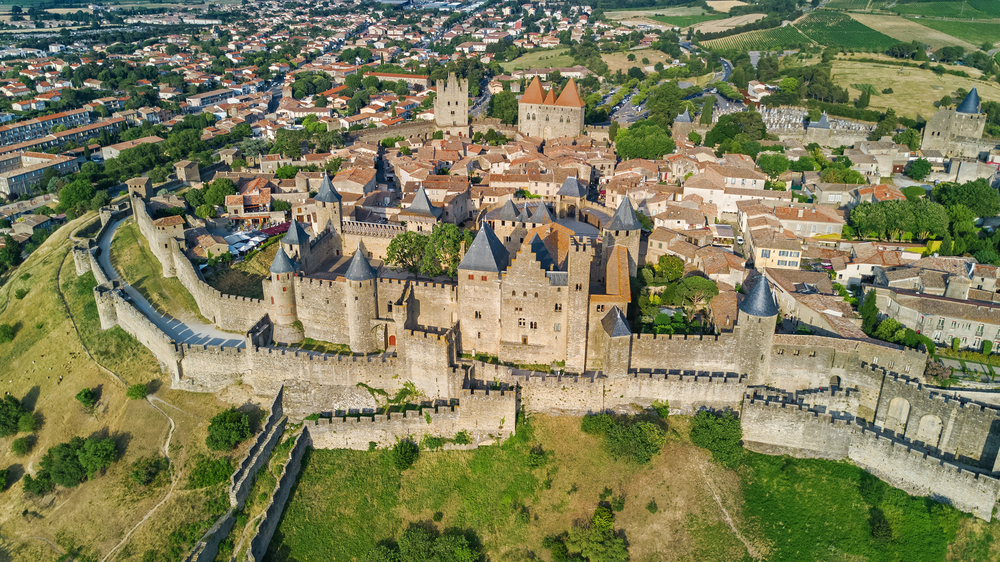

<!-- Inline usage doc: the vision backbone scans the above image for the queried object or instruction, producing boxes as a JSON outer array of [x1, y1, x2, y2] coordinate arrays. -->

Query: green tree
[[933, 179, 1000, 218], [892, 128, 921, 151], [203, 178, 236, 206], [647, 81, 683, 128], [757, 153, 790, 179], [314, 95, 328, 107], [126, 384, 148, 400], [908, 158, 932, 181], [275, 165, 299, 179], [77, 437, 117, 478], [656, 255, 684, 283], [386, 231, 429, 274], [75, 388, 96, 411], [18, 412, 38, 433], [206, 408, 251, 451], [388, 439, 418, 470], [687, 130, 702, 145], [614, 120, 675, 160], [860, 290, 879, 334], [196, 204, 217, 220], [487, 90, 518, 125], [0, 323, 13, 343], [690, 410, 744, 468], [11, 436, 32, 456], [0, 395, 24, 437]]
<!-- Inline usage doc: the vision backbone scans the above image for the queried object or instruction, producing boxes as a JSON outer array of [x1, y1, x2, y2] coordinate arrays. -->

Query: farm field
[[702, 25, 813, 51], [968, 0, 1000, 16], [911, 19, 1000, 48], [604, 5, 706, 19], [848, 13, 976, 49], [266, 415, 1000, 562], [705, 0, 746, 12], [796, 12, 898, 49], [500, 48, 574, 72], [650, 13, 728, 27], [602, 50, 673, 73], [824, 0, 873, 9], [892, 1, 996, 19], [690, 12, 765, 33], [704, 12, 900, 51], [832, 59, 1000, 119]]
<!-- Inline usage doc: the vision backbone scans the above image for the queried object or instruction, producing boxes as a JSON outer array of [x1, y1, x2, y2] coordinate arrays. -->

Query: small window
[[596, 305, 605, 313], [475, 311, 482, 319], [481, 275, 487, 281], [387, 303, 392, 312], [468, 274, 474, 280], [530, 321, 537, 329], [518, 318, 526, 327], [554, 323, 561, 332], [554, 303, 562, 312]]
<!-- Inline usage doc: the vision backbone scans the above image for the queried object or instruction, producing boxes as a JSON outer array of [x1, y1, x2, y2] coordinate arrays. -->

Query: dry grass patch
[[692, 13, 766, 33], [847, 13, 976, 50], [204, 242, 279, 300], [831, 59, 1000, 119], [706, 0, 747, 12], [110, 219, 208, 323], [602, 50, 674, 74]]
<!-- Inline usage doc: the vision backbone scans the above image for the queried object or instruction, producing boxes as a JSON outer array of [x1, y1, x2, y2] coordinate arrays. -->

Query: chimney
[[459, 240, 466, 261], [797, 209, 803, 218]]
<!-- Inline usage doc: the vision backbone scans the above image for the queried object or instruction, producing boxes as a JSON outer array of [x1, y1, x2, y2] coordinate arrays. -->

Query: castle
[[921, 87, 994, 158], [433, 72, 469, 138], [517, 76, 586, 140]]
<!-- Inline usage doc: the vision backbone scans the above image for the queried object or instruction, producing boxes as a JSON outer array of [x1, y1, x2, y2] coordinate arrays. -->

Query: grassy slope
[[204, 242, 279, 300], [893, 2, 994, 19], [912, 19, 1000, 47], [110, 219, 208, 323], [500, 49, 574, 72], [650, 13, 728, 27], [268, 415, 1000, 562], [0, 214, 235, 561]]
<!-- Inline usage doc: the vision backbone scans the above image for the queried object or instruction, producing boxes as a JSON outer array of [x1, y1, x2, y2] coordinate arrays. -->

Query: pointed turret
[[344, 246, 378, 281], [529, 203, 554, 224], [810, 111, 830, 130], [601, 305, 631, 338], [269, 247, 295, 274], [607, 196, 642, 231], [675, 107, 693, 123], [956, 87, 981, 114], [557, 175, 586, 198], [284, 220, 308, 246], [458, 223, 509, 273], [314, 172, 342, 203], [406, 186, 442, 219], [543, 88, 556, 105], [520, 77, 546, 105], [495, 198, 521, 221], [739, 277, 779, 318]]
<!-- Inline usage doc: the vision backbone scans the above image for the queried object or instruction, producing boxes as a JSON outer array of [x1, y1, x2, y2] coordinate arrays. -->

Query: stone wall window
[[475, 311, 482, 319], [554, 303, 562, 312], [518, 318, 526, 327], [596, 305, 605, 312], [554, 323, 561, 331], [530, 322, 537, 329]]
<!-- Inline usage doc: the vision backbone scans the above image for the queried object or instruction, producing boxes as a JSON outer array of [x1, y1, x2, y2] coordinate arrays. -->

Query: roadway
[[97, 218, 246, 348]]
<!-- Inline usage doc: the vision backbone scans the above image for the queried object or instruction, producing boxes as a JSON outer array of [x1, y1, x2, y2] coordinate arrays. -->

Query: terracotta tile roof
[[554, 78, 585, 108], [520, 76, 546, 105]]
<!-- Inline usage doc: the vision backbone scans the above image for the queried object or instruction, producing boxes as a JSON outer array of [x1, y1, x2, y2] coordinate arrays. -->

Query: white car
[[736, 236, 744, 245]]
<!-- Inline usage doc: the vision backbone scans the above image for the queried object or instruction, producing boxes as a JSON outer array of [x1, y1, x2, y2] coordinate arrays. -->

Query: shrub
[[13, 288, 27, 300], [652, 399, 669, 418], [126, 383, 148, 400], [17, 412, 38, 433], [453, 430, 472, 445], [23, 471, 54, 496], [690, 410, 744, 469], [186, 455, 233, 488], [130, 456, 169, 486], [387, 439, 419, 470], [646, 498, 658, 514], [581, 414, 665, 464], [0, 324, 13, 344], [206, 408, 251, 451], [11, 436, 32, 456], [76, 388, 96, 410]]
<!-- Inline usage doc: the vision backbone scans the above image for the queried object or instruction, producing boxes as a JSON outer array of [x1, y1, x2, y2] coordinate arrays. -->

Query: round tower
[[602, 196, 643, 277], [736, 275, 779, 387], [268, 247, 301, 343], [344, 247, 379, 353]]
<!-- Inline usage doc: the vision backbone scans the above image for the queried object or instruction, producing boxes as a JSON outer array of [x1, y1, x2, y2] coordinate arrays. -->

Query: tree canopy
[[386, 224, 475, 278], [614, 119, 675, 160]]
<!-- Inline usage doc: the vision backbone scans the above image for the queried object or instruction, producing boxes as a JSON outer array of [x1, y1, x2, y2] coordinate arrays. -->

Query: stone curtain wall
[[308, 388, 515, 449], [244, 429, 309, 562], [741, 396, 1000, 521], [629, 333, 737, 372]]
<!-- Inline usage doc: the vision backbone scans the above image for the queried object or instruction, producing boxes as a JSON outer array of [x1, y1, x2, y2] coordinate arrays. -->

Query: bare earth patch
[[847, 13, 976, 50], [706, 0, 747, 12], [693, 13, 766, 34]]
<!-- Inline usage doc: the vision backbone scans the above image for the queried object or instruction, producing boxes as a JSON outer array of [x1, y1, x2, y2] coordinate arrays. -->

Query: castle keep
[[73, 173, 1000, 522], [517, 76, 586, 140], [921, 88, 993, 158]]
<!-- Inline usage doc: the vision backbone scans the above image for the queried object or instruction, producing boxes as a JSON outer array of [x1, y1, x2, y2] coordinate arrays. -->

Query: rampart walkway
[[97, 218, 245, 348]]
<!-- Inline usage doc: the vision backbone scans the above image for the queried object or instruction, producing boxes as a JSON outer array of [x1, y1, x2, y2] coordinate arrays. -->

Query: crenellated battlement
[[851, 427, 1000, 485]]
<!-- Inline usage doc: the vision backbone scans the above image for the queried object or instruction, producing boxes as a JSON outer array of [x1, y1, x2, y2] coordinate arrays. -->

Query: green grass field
[[825, 0, 874, 9], [893, 1, 996, 19], [266, 415, 1000, 562], [501, 48, 575, 72], [912, 19, 1000, 47], [650, 13, 728, 27], [705, 12, 899, 51], [968, 0, 1000, 16]]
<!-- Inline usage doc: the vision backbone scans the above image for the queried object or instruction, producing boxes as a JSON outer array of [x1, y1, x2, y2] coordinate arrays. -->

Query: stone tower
[[313, 172, 343, 235], [267, 247, 302, 344], [602, 196, 642, 277], [921, 87, 987, 156], [517, 76, 586, 140], [457, 223, 510, 357], [565, 236, 593, 373], [344, 246, 380, 354], [434, 72, 469, 138], [602, 306, 632, 376], [282, 220, 311, 272], [736, 276, 779, 386]]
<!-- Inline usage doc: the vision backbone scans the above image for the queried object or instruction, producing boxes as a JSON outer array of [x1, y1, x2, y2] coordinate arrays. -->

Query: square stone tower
[[434, 72, 470, 138]]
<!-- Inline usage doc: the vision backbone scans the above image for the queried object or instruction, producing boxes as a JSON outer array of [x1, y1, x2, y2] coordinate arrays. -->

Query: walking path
[[97, 218, 244, 348]]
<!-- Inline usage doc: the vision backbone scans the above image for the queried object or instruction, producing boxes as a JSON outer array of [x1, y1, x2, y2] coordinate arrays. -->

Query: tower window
[[596, 305, 605, 312], [469, 274, 475, 280], [481, 276, 487, 281], [283, 287, 287, 292], [518, 318, 526, 327], [530, 322, 537, 329], [554, 303, 561, 311], [475, 311, 482, 319]]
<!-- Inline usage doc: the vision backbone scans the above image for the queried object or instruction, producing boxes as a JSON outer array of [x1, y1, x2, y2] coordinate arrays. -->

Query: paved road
[[98, 219, 245, 348]]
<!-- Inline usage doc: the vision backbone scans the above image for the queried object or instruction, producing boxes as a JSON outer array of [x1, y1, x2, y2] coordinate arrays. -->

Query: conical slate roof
[[557, 175, 586, 198], [601, 306, 631, 338], [284, 220, 308, 246], [675, 107, 692, 123], [607, 196, 642, 231], [518, 205, 533, 222], [529, 203, 554, 224], [810, 111, 830, 130], [528, 233, 555, 270], [458, 223, 509, 273], [406, 186, 442, 218], [956, 87, 980, 114], [314, 173, 342, 203], [739, 277, 779, 318], [269, 247, 295, 274], [344, 246, 378, 281], [495, 198, 521, 221]]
